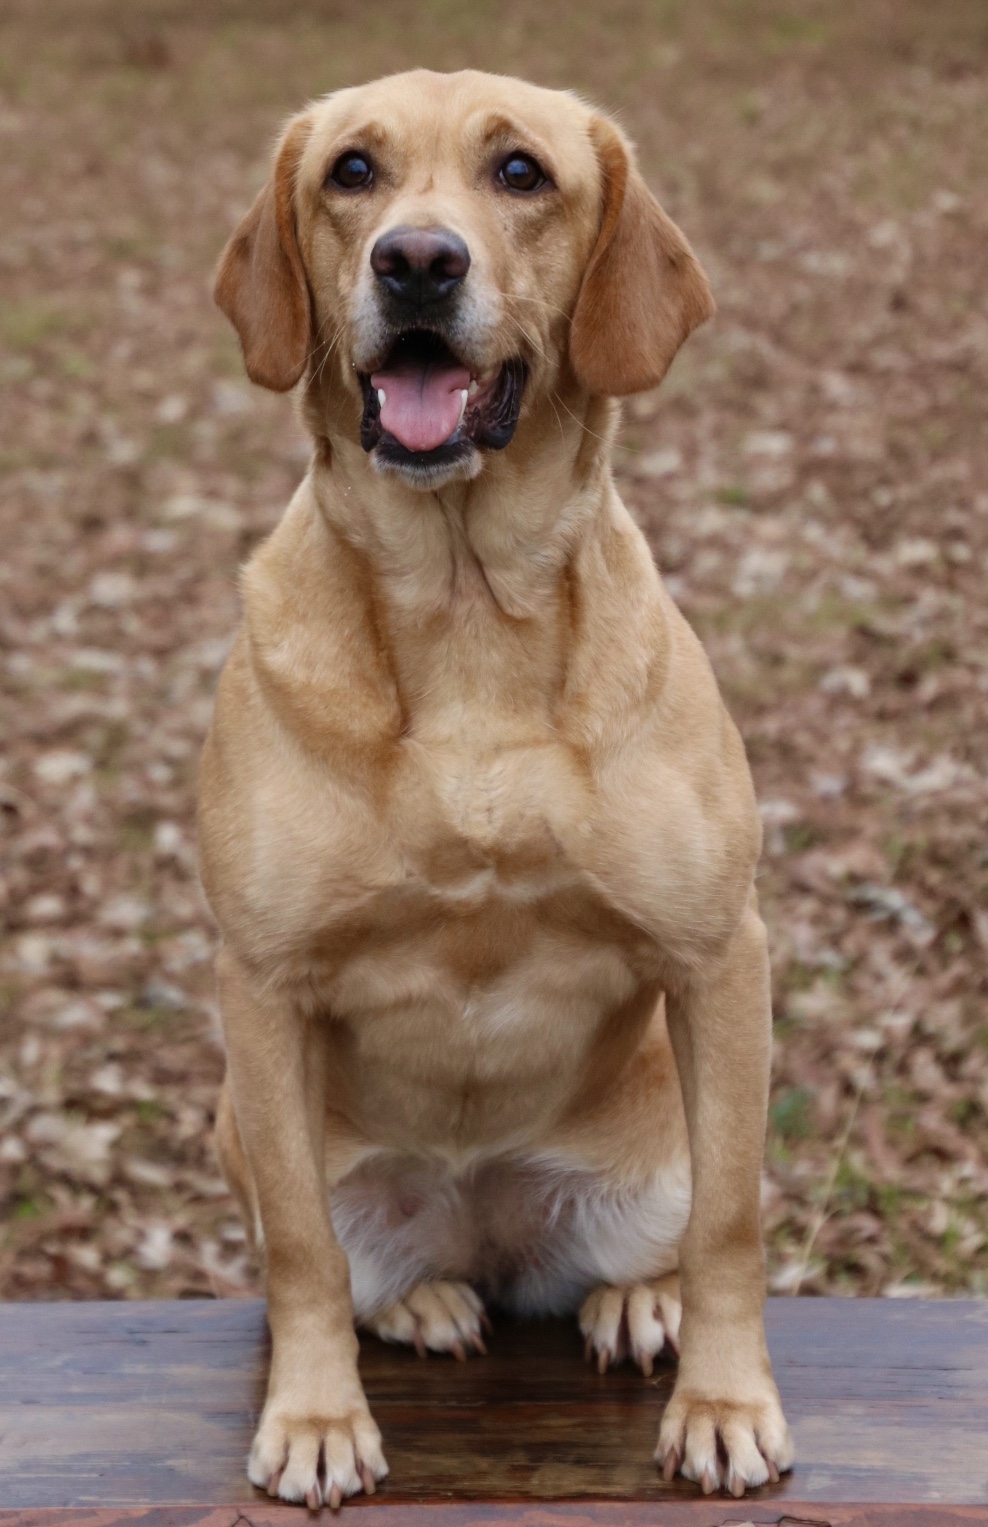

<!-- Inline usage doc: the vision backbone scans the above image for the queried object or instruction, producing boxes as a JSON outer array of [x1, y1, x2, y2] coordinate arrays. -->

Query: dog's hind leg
[[362, 1281, 489, 1359], [579, 1273, 681, 1375]]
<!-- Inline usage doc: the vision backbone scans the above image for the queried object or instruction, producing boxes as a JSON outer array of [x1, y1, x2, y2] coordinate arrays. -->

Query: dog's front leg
[[217, 949, 387, 1508], [657, 900, 792, 1497]]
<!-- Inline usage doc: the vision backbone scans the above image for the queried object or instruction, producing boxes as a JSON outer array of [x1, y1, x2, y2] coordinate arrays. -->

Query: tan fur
[[214, 117, 312, 392], [570, 114, 714, 396], [202, 69, 792, 1506]]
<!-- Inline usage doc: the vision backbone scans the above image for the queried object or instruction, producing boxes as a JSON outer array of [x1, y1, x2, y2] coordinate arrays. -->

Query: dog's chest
[[397, 731, 582, 896], [346, 729, 622, 953], [315, 732, 654, 1105]]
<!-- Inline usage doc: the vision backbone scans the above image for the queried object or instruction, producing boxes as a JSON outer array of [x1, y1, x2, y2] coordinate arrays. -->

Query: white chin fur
[[371, 444, 483, 492]]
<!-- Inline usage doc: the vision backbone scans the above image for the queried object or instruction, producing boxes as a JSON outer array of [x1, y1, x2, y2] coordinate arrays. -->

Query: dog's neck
[[285, 383, 624, 740], [306, 383, 620, 625]]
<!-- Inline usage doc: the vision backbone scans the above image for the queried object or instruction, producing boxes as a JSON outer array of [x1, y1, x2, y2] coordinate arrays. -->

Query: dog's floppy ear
[[213, 115, 312, 392], [570, 115, 714, 397]]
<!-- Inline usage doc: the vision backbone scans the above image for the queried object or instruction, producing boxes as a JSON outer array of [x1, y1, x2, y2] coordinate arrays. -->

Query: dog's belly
[[329, 1148, 690, 1319], [309, 811, 689, 1318]]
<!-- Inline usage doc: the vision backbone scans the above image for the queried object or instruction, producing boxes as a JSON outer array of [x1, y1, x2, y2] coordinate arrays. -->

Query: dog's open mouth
[[359, 331, 526, 475]]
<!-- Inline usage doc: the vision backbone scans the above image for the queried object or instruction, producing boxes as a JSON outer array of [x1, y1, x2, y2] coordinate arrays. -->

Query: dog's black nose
[[370, 225, 471, 306]]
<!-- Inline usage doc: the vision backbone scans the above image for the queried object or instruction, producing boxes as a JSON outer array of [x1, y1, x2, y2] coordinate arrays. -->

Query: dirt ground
[[1, 0, 986, 1304]]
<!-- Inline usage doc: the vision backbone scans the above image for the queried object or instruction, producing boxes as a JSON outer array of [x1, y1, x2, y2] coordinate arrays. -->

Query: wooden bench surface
[[1, 1297, 987, 1526]]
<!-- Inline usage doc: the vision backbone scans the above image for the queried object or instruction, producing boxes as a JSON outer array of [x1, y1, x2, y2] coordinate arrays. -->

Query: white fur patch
[[329, 1149, 690, 1320]]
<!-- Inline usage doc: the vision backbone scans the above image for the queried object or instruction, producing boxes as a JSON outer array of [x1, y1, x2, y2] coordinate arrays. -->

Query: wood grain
[[0, 1298, 986, 1522]]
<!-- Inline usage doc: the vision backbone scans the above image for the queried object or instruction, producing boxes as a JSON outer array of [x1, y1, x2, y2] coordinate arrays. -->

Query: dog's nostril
[[370, 225, 470, 302], [385, 252, 411, 280], [429, 239, 470, 283]]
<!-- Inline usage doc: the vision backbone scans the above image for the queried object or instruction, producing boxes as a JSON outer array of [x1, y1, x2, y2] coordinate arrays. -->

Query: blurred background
[[1, 0, 986, 1302]]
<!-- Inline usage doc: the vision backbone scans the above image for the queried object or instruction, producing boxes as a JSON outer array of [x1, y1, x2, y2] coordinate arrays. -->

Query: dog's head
[[215, 70, 713, 490]]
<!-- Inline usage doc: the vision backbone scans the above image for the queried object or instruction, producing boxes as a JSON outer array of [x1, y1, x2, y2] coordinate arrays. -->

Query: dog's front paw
[[248, 1403, 388, 1509], [579, 1274, 681, 1376], [656, 1384, 792, 1498], [364, 1281, 489, 1359]]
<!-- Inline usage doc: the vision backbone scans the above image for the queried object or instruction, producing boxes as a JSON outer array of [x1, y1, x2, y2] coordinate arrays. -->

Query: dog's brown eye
[[498, 154, 547, 193], [328, 152, 374, 191]]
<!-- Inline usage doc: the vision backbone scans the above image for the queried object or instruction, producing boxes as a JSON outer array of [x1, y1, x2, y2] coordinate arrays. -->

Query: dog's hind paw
[[364, 1281, 489, 1360], [579, 1274, 681, 1376]]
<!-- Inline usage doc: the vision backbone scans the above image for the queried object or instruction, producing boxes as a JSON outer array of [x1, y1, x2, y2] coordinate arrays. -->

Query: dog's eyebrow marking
[[473, 112, 559, 178], [324, 119, 394, 157], [477, 112, 526, 138]]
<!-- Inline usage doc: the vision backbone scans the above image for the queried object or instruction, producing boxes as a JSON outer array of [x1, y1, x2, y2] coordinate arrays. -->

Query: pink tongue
[[371, 356, 471, 453]]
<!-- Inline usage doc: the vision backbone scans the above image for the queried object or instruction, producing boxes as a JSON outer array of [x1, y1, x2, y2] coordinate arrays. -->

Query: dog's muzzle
[[357, 224, 527, 478]]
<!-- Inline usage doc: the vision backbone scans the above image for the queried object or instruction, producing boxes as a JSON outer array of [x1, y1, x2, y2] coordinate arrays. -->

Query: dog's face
[[216, 70, 713, 490]]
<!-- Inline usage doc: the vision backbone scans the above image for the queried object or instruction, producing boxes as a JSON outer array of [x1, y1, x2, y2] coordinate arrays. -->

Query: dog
[[201, 68, 793, 1508]]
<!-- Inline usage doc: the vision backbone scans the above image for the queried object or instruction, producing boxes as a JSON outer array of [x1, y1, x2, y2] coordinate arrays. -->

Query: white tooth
[[458, 389, 468, 426], [377, 389, 386, 406], [468, 379, 479, 397]]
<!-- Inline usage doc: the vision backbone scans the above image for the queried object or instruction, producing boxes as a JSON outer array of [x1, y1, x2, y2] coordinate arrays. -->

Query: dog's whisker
[[549, 389, 610, 447], [510, 291, 574, 322], [504, 311, 552, 368], [309, 317, 347, 389]]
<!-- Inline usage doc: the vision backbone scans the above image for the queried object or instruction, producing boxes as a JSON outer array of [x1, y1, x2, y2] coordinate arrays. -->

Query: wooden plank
[[4, 1508, 988, 1527], [0, 1298, 986, 1521]]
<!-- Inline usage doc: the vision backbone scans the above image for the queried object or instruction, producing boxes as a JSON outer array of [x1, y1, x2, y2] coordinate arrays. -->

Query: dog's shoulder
[[555, 495, 762, 963], [237, 478, 403, 756]]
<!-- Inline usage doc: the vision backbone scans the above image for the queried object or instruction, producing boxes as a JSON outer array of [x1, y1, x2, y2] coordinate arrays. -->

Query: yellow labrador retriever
[[202, 68, 793, 1507]]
